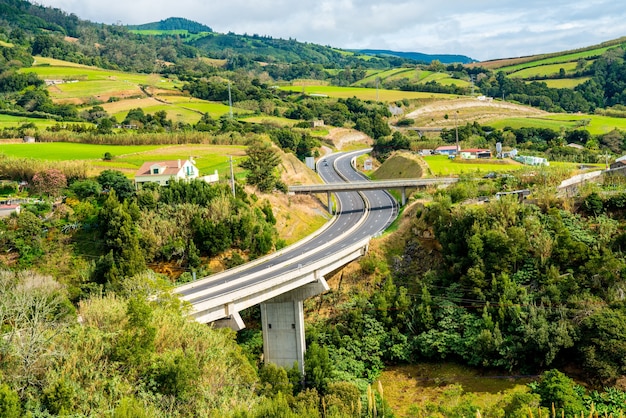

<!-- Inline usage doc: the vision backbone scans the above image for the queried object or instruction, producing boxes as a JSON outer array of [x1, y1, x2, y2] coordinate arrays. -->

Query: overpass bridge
[[288, 177, 458, 208], [175, 150, 397, 374]]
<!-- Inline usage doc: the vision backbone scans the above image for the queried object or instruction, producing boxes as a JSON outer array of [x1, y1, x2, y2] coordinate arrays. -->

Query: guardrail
[[184, 237, 371, 324]]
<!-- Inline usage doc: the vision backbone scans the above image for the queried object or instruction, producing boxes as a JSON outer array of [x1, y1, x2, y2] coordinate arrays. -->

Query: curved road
[[177, 149, 397, 305]]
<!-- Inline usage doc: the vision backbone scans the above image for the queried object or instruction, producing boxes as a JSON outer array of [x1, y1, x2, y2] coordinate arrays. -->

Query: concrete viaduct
[[175, 152, 455, 374], [288, 177, 458, 209]]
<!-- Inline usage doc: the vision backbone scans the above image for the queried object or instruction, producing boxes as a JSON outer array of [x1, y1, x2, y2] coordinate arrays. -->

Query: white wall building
[[134, 159, 200, 188]]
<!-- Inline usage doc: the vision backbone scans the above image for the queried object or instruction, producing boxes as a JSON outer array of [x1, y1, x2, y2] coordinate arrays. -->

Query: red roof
[[435, 145, 459, 151], [135, 160, 185, 177]]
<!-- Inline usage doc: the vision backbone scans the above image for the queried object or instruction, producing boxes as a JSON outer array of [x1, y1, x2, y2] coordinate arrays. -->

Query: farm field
[[509, 62, 578, 79], [0, 142, 162, 160], [423, 155, 523, 176], [541, 77, 590, 88], [490, 114, 626, 135], [0, 142, 247, 177], [0, 114, 62, 130], [243, 116, 298, 126], [280, 85, 457, 101], [20, 57, 183, 105], [495, 45, 613, 73]]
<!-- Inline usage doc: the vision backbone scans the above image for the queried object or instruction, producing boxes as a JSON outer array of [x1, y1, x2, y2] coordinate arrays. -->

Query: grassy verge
[[378, 363, 534, 417]]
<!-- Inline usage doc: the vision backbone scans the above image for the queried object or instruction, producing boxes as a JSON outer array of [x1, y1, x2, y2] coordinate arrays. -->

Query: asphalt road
[[177, 149, 397, 303]]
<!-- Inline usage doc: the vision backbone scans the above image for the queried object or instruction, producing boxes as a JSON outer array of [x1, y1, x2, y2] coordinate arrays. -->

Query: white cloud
[[31, 0, 626, 61]]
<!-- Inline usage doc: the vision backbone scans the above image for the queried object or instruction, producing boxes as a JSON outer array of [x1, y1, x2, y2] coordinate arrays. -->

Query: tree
[[97, 170, 135, 201], [31, 169, 67, 197], [532, 370, 585, 416], [239, 142, 285, 192], [95, 191, 146, 287]]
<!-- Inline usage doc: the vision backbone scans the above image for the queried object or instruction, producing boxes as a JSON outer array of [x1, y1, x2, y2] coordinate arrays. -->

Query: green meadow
[[280, 85, 456, 101], [0, 114, 62, 129], [497, 46, 613, 73], [0, 142, 247, 177], [509, 62, 578, 79], [423, 155, 524, 176], [0, 142, 162, 160], [489, 114, 626, 135], [541, 77, 590, 88]]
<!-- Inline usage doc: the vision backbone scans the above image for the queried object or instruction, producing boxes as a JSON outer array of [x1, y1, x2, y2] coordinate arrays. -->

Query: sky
[[32, 0, 626, 62]]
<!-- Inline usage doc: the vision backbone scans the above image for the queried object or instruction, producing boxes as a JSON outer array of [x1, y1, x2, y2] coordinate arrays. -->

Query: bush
[[0, 384, 20, 418]]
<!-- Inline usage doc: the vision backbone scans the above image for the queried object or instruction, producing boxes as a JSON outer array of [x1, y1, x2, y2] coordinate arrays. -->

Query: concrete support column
[[401, 187, 406, 206], [260, 276, 329, 377], [261, 299, 306, 376], [327, 192, 333, 214]]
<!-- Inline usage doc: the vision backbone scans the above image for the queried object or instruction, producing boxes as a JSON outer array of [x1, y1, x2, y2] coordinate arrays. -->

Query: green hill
[[127, 17, 212, 33]]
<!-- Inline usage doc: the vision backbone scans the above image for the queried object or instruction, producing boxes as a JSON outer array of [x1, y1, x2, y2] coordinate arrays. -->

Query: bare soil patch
[[324, 127, 373, 150]]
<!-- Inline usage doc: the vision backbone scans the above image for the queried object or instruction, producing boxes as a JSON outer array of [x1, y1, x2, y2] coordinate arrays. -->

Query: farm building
[[460, 148, 492, 159], [135, 159, 200, 188], [610, 155, 626, 169], [435, 145, 459, 156]]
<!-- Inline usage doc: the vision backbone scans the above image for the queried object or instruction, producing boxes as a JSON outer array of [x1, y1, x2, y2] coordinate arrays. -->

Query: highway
[[176, 149, 397, 309]]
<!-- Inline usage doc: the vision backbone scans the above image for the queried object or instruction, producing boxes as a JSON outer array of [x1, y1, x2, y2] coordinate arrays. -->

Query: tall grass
[[35, 130, 254, 146]]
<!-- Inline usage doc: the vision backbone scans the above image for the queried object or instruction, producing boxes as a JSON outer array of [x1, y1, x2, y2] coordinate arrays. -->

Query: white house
[[134, 159, 200, 188]]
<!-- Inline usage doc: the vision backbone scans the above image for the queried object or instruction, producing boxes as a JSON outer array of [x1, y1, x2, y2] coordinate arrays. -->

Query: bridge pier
[[401, 187, 406, 206], [327, 192, 333, 214], [260, 277, 329, 376]]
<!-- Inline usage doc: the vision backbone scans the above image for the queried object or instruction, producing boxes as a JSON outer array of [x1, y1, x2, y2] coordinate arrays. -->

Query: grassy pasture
[[509, 62, 578, 79], [0, 142, 162, 160], [487, 113, 626, 135], [419, 72, 471, 87], [423, 155, 523, 176], [21, 57, 182, 104], [496, 46, 612, 73], [0, 142, 247, 177], [541, 77, 590, 89], [111, 144, 247, 175], [280, 85, 456, 101], [244, 116, 297, 126], [357, 68, 413, 85], [112, 105, 204, 124], [49, 80, 144, 103], [0, 114, 61, 130]]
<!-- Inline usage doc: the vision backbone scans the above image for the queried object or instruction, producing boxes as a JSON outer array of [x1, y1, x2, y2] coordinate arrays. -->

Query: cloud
[[32, 0, 626, 61]]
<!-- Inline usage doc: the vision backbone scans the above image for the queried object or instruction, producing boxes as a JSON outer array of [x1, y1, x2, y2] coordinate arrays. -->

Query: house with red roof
[[134, 159, 200, 188]]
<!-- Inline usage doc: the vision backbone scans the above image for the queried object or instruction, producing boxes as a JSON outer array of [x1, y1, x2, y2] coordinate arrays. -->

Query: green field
[[0, 142, 248, 177], [280, 85, 456, 101], [20, 57, 182, 105], [541, 77, 590, 88], [489, 114, 626, 135], [0, 114, 62, 129], [423, 155, 524, 176], [498, 45, 613, 73], [509, 62, 578, 79], [0, 142, 162, 160]]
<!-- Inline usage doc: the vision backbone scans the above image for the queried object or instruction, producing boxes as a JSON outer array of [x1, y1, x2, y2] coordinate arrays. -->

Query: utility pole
[[228, 80, 233, 119], [455, 111, 460, 153], [229, 156, 235, 197]]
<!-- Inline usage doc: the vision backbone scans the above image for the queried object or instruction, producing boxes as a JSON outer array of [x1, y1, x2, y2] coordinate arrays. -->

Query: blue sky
[[33, 0, 626, 61]]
